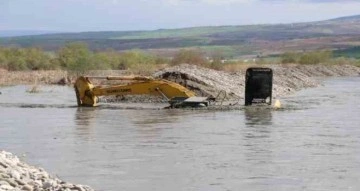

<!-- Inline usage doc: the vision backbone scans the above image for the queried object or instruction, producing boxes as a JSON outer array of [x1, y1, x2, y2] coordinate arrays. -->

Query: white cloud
[[162, 0, 256, 5], [200, 0, 255, 4]]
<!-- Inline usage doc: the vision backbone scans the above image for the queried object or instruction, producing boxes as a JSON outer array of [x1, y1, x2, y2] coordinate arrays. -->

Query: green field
[[1, 15, 360, 58]]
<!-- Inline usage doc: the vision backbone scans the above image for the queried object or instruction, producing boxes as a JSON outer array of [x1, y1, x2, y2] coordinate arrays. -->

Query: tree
[[281, 52, 298, 64], [299, 51, 332, 65], [24, 47, 54, 70], [0, 47, 7, 69], [57, 42, 94, 72], [171, 49, 207, 66], [3, 48, 27, 71], [93, 51, 117, 70], [119, 50, 156, 70]]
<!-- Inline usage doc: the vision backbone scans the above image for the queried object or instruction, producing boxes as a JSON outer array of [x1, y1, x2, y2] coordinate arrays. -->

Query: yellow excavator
[[74, 76, 211, 108]]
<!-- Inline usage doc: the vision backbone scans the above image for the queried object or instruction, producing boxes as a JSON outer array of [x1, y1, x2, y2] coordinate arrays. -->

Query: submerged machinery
[[74, 76, 210, 108], [245, 67, 273, 106], [74, 67, 274, 108]]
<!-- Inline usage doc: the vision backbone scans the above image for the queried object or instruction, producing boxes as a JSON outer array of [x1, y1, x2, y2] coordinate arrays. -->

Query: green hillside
[[1, 15, 360, 57]]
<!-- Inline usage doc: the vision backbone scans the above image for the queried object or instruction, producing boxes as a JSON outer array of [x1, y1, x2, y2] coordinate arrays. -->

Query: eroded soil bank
[[155, 64, 360, 100], [1, 64, 359, 101]]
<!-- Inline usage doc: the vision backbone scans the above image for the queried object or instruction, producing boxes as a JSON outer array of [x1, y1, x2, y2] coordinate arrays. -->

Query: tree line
[[0, 42, 359, 72], [0, 43, 168, 72]]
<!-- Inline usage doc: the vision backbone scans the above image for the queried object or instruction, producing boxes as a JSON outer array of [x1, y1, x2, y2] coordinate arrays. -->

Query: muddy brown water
[[1, 77, 360, 191]]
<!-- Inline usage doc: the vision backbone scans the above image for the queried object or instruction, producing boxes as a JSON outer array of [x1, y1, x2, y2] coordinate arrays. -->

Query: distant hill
[[328, 14, 360, 21], [0, 30, 61, 38], [1, 15, 360, 57]]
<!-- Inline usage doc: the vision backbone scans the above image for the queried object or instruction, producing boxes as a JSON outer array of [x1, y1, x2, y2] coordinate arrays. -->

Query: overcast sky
[[1, 0, 360, 32]]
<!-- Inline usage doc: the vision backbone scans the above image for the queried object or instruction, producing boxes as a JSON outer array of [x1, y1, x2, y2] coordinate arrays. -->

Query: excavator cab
[[245, 67, 273, 106]]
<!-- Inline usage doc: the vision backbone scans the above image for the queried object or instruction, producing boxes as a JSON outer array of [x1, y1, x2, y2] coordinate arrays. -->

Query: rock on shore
[[155, 64, 360, 100], [0, 151, 94, 191]]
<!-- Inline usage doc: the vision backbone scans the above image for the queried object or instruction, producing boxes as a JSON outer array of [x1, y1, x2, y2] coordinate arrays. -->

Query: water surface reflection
[[244, 107, 273, 126]]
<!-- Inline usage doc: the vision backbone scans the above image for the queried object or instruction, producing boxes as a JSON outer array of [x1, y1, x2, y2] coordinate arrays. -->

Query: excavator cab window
[[245, 67, 273, 106]]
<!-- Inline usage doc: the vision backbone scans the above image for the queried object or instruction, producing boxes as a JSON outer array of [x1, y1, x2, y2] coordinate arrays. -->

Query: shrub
[[171, 49, 208, 66], [328, 57, 360, 65], [299, 51, 332, 65], [57, 42, 94, 72], [280, 51, 333, 65], [0, 47, 6, 69], [281, 52, 299, 64], [208, 53, 225, 70], [1, 47, 28, 70], [118, 50, 167, 74], [0, 47, 59, 71], [24, 48, 54, 70], [93, 51, 118, 70]]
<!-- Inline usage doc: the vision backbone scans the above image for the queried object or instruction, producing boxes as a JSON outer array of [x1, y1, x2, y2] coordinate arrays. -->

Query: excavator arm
[[74, 76, 200, 107]]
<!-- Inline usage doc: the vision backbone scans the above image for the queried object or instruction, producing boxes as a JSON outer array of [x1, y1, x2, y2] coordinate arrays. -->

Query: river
[[0, 77, 360, 191]]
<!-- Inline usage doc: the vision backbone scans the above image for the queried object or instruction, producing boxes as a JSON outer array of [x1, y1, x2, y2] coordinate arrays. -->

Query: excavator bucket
[[74, 76, 98, 107], [245, 67, 273, 106]]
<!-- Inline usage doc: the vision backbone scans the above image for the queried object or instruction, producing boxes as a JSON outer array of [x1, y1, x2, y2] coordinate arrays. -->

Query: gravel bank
[[1, 64, 359, 103], [0, 151, 94, 191], [0, 70, 68, 86], [155, 64, 360, 101], [0, 70, 128, 86]]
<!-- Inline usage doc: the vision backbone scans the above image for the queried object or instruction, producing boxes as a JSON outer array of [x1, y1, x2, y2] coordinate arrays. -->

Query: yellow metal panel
[[92, 80, 195, 99]]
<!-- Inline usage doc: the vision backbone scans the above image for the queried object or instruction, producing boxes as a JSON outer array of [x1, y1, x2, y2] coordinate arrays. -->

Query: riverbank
[[156, 64, 360, 100], [1, 64, 359, 100], [0, 69, 129, 86], [0, 151, 94, 191]]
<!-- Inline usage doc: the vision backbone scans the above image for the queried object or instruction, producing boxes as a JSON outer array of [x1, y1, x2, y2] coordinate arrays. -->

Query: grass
[[3, 18, 354, 52], [1, 44, 359, 86], [111, 26, 252, 40], [196, 45, 257, 58]]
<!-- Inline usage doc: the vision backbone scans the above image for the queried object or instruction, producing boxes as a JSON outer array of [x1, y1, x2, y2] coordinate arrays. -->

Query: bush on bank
[[0, 47, 56, 70], [281, 51, 333, 64], [0, 43, 359, 73], [0, 43, 167, 73]]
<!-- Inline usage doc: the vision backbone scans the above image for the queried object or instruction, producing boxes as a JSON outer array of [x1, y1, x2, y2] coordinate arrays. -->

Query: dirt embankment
[[0, 70, 68, 86], [1, 65, 359, 101], [0, 70, 129, 86], [155, 64, 360, 100]]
